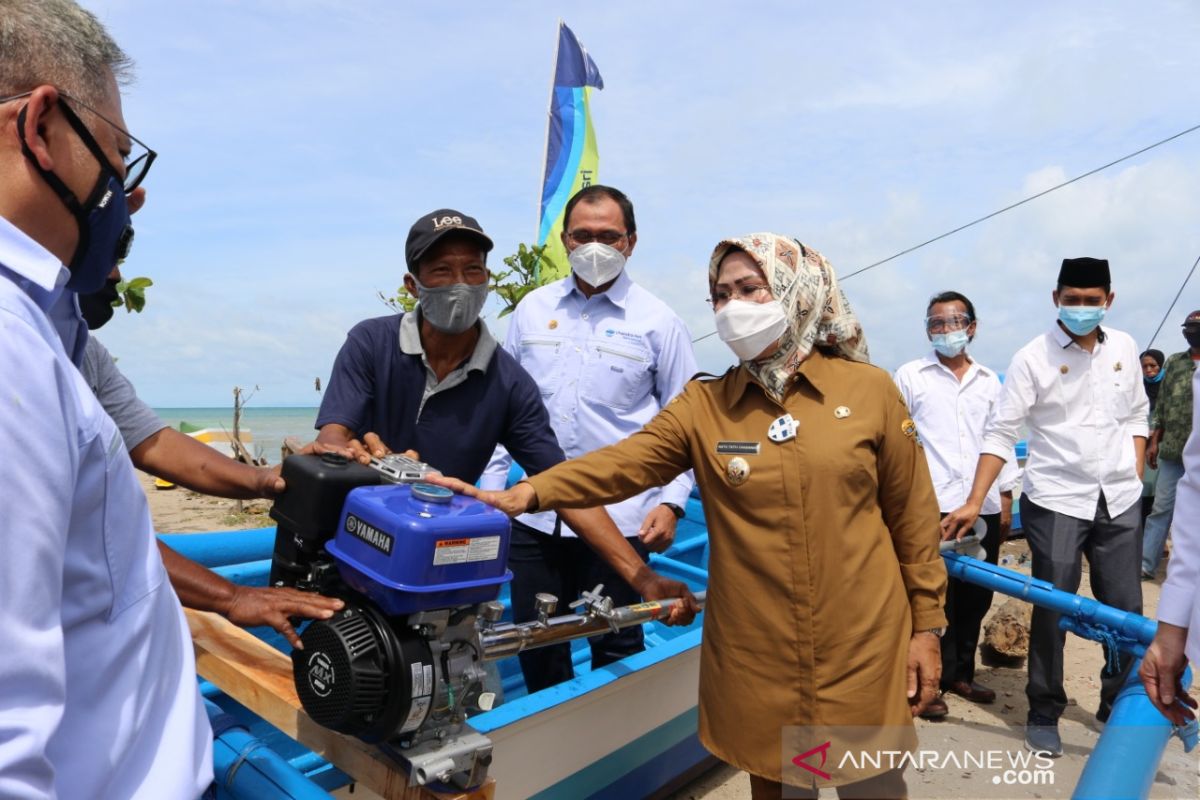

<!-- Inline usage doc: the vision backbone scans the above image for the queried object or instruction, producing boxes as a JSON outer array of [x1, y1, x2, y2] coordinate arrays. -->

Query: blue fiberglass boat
[[162, 489, 713, 800]]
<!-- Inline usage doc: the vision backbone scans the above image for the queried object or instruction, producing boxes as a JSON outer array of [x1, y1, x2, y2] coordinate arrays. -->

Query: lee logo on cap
[[431, 215, 464, 229]]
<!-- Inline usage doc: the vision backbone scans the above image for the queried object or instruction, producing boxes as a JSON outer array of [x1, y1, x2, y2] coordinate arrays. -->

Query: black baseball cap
[[405, 209, 494, 272], [1183, 310, 1200, 328]]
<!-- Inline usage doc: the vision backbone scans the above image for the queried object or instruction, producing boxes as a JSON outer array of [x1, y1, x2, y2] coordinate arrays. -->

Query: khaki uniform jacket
[[526, 350, 947, 784]]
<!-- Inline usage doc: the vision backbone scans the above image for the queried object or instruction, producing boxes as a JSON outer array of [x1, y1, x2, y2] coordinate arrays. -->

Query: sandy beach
[[142, 471, 1197, 798]]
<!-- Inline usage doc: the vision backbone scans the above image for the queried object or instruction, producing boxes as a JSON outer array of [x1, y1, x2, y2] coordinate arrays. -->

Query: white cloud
[[72, 0, 1200, 405]]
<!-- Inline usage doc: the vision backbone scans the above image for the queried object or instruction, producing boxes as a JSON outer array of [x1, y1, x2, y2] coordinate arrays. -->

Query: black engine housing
[[293, 601, 434, 742]]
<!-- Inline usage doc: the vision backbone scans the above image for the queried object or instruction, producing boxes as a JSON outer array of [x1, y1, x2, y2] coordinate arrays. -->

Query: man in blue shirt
[[0, 2, 211, 795], [481, 186, 698, 691], [315, 209, 695, 627]]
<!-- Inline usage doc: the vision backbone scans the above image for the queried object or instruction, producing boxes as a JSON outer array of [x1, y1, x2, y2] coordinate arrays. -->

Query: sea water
[[152, 406, 320, 464]]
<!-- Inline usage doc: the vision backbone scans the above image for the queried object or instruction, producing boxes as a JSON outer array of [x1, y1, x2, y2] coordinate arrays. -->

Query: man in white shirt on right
[[943, 257, 1148, 757], [1140, 367, 1200, 726], [895, 290, 1017, 720]]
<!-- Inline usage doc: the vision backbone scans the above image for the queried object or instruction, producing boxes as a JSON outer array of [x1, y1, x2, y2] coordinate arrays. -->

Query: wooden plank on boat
[[185, 608, 494, 800]]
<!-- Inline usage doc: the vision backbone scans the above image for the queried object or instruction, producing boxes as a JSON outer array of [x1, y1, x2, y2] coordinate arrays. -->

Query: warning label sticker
[[410, 662, 433, 697], [433, 536, 502, 565], [399, 696, 431, 734]]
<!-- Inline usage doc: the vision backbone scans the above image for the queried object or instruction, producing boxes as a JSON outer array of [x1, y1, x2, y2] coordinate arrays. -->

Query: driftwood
[[282, 435, 305, 462], [981, 598, 1033, 665]]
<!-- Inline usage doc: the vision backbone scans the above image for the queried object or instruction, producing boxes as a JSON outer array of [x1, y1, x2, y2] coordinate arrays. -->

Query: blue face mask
[[930, 329, 970, 358], [17, 101, 135, 294], [1145, 369, 1165, 385], [1058, 304, 1106, 336], [63, 173, 133, 293]]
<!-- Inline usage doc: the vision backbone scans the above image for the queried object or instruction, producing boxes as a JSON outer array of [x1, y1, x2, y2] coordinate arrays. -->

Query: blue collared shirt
[[0, 217, 211, 799], [316, 311, 566, 483], [481, 270, 697, 537]]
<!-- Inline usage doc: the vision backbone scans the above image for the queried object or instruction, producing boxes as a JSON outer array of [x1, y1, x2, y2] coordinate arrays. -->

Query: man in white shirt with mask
[[942, 257, 1148, 757], [895, 290, 1017, 720], [482, 185, 697, 692], [0, 1, 211, 796]]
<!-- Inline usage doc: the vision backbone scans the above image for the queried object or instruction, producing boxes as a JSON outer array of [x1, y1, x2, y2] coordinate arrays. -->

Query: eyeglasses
[[567, 229, 628, 246], [0, 89, 156, 193], [708, 284, 770, 309], [925, 313, 972, 333]]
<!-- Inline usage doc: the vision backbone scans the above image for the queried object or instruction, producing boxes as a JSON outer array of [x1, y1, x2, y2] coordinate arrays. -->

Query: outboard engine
[[269, 453, 509, 789], [268, 453, 705, 790]]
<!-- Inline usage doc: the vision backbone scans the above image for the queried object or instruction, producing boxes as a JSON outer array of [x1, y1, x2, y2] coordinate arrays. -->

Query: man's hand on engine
[[260, 440, 354, 496], [223, 586, 345, 649], [347, 432, 391, 464], [345, 432, 422, 467], [633, 569, 699, 626]]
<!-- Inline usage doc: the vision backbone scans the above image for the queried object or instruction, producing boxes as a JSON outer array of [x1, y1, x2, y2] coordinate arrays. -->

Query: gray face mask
[[414, 278, 489, 334]]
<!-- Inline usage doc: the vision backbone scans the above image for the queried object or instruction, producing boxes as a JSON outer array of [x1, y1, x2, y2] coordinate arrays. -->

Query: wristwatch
[[919, 627, 947, 638], [662, 502, 685, 520]]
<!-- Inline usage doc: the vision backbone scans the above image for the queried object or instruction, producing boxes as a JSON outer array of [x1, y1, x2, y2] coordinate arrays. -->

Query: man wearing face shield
[[894, 291, 1018, 719], [316, 209, 697, 627], [479, 186, 698, 692], [942, 258, 1148, 756], [0, 1, 212, 796], [431, 233, 947, 798]]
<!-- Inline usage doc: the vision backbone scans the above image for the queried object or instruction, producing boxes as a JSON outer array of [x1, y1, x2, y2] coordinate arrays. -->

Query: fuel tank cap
[[411, 483, 453, 504]]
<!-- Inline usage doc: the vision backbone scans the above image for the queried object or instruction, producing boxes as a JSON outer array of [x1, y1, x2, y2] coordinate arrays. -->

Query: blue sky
[[87, 0, 1200, 407]]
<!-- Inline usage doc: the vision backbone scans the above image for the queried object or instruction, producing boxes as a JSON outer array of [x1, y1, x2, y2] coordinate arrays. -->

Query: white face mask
[[569, 242, 626, 287], [714, 298, 788, 361]]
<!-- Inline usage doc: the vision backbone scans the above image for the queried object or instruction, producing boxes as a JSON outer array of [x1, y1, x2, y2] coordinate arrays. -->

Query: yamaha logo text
[[344, 514, 394, 555]]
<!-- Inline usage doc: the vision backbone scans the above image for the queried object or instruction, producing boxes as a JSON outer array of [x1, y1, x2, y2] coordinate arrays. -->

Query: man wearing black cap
[[316, 209, 697, 616], [1141, 310, 1200, 579], [943, 257, 1149, 756]]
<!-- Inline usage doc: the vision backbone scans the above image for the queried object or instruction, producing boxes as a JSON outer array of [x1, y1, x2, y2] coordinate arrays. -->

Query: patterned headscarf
[[708, 233, 869, 401]]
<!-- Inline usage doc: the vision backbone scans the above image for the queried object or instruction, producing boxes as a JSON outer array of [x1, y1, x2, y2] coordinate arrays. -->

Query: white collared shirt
[[1158, 369, 1200, 666], [894, 352, 1019, 515], [481, 270, 697, 537], [981, 324, 1150, 520], [0, 216, 211, 799]]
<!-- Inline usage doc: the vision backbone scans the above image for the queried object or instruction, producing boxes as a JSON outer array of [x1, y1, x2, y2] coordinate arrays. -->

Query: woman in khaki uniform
[[437, 233, 947, 799]]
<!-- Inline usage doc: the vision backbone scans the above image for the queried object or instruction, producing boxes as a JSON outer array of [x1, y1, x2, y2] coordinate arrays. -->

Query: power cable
[[840, 122, 1200, 281], [1146, 252, 1200, 349], [692, 121, 1200, 344]]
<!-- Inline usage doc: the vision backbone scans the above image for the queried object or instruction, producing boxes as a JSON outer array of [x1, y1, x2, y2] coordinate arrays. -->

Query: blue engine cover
[[327, 483, 512, 615]]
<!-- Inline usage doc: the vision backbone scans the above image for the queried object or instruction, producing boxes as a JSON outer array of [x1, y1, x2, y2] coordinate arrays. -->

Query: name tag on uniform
[[716, 441, 761, 455]]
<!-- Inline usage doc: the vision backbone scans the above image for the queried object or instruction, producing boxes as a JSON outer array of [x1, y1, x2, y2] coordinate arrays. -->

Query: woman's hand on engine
[[424, 475, 537, 517]]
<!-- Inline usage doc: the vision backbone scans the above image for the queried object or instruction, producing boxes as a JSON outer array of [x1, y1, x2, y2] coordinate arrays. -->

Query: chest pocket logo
[[584, 341, 651, 411]]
